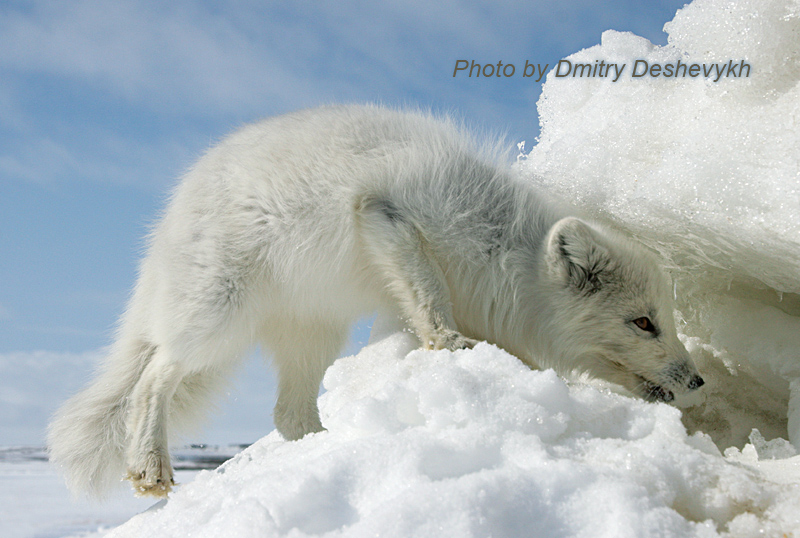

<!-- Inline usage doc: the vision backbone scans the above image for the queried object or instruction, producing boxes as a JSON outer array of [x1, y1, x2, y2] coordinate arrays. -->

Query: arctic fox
[[48, 104, 703, 498]]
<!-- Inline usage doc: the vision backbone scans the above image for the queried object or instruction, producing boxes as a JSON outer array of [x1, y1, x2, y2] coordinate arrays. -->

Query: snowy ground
[[0, 446, 239, 538]]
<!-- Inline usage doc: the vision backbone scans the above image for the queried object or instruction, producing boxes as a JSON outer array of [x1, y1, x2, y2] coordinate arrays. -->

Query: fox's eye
[[632, 317, 656, 333]]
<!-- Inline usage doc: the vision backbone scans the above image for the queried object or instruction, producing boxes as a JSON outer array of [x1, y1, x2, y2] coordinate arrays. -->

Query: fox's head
[[540, 217, 704, 402]]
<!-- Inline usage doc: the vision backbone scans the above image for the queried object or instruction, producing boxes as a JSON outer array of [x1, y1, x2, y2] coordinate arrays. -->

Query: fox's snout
[[687, 375, 704, 391]]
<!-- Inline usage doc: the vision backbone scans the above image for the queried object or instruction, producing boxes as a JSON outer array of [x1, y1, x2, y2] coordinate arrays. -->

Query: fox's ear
[[545, 217, 611, 294]]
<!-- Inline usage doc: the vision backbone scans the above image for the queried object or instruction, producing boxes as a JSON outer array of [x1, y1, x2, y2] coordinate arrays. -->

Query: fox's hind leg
[[265, 317, 349, 441], [123, 323, 251, 497], [357, 196, 478, 351], [124, 346, 182, 496]]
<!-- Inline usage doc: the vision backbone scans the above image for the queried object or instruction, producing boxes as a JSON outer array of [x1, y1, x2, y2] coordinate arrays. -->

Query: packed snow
[[52, 0, 800, 536]]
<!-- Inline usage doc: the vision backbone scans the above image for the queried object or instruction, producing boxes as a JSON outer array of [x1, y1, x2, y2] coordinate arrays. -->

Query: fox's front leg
[[357, 196, 478, 351], [415, 299, 478, 351]]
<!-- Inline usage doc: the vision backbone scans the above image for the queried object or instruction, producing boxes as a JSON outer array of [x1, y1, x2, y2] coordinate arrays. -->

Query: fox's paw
[[126, 451, 175, 497], [436, 330, 479, 352], [274, 402, 325, 442]]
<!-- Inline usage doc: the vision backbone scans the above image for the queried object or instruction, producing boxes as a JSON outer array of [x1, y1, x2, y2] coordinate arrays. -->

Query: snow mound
[[518, 0, 800, 449], [104, 334, 800, 538]]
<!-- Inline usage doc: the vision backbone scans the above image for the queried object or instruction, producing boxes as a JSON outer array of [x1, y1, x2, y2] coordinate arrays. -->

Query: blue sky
[[0, 0, 687, 354], [0, 0, 691, 445]]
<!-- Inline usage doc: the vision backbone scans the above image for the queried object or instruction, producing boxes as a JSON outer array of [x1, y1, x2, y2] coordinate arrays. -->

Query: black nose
[[687, 375, 704, 390]]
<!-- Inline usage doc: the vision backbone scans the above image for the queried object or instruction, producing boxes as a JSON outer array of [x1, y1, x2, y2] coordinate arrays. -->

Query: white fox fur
[[48, 104, 703, 498]]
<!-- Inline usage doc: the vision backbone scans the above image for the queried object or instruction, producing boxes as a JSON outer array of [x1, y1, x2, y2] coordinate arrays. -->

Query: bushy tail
[[47, 335, 155, 499]]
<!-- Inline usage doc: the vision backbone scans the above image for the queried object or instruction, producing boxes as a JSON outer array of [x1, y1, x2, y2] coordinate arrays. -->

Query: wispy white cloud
[[0, 124, 196, 188], [0, 0, 640, 116], [0, 136, 79, 185], [0, 0, 326, 114], [1, 0, 687, 126]]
